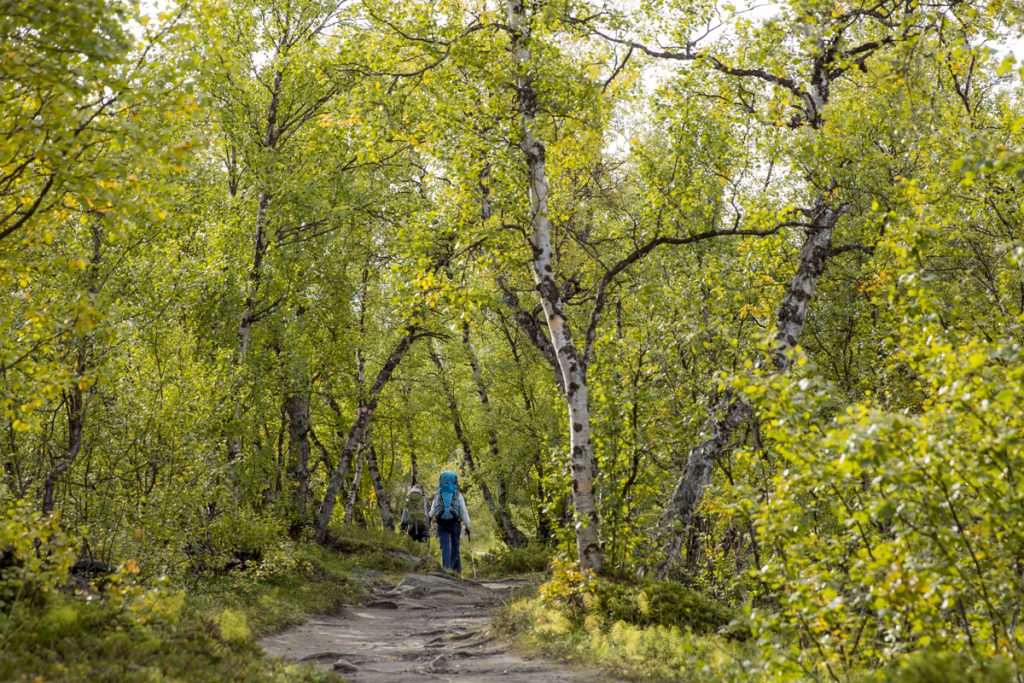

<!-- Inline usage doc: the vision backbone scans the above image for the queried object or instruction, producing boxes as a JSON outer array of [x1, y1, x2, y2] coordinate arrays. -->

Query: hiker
[[400, 482, 430, 543], [429, 470, 471, 573]]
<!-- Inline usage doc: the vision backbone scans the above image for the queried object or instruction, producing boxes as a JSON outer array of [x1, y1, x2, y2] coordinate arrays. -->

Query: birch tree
[[202, 0, 357, 462], [574, 0, 931, 575]]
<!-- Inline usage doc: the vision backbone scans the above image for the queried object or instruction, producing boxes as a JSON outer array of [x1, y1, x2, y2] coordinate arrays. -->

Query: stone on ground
[[259, 573, 611, 682]]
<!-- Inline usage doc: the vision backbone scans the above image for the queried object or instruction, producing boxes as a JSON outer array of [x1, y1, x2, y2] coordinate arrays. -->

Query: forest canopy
[[2, 0, 1023, 679]]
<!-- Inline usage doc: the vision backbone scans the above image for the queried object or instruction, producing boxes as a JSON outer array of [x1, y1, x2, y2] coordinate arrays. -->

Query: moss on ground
[[0, 593, 337, 683], [0, 526, 434, 682]]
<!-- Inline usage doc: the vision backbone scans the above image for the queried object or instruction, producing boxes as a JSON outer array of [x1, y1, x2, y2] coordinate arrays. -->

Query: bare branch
[[582, 224, 787, 367], [602, 46, 634, 92], [829, 243, 875, 256]]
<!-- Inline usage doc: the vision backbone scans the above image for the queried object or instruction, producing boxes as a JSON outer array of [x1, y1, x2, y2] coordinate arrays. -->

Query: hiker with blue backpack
[[429, 470, 471, 573]]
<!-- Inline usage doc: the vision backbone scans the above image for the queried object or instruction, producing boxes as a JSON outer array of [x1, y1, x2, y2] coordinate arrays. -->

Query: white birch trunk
[[283, 390, 312, 521], [344, 447, 363, 526], [508, 0, 602, 571], [227, 66, 282, 463]]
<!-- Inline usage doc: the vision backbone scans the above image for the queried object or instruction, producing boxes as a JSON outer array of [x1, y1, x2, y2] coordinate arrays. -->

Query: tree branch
[[498, 278, 565, 391], [582, 224, 788, 367], [829, 243, 875, 256]]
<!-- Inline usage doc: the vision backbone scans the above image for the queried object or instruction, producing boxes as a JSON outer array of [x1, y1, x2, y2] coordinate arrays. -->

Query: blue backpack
[[437, 470, 461, 522]]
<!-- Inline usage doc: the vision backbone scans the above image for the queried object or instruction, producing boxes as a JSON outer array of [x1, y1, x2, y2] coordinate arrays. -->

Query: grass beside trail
[[490, 565, 1022, 683], [0, 527, 434, 682], [490, 566, 756, 683], [493, 593, 754, 682], [185, 527, 433, 638]]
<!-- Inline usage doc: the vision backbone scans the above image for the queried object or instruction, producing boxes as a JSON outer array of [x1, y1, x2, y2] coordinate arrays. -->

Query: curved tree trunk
[[365, 442, 395, 530], [313, 329, 419, 543], [656, 199, 846, 577]]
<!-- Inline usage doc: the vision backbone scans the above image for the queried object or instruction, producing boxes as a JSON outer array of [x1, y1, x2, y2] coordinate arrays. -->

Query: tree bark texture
[[344, 446, 363, 526], [235, 189, 272, 366], [283, 391, 312, 522], [364, 443, 395, 530], [499, 284, 565, 392], [508, 0, 602, 571], [771, 203, 847, 371]]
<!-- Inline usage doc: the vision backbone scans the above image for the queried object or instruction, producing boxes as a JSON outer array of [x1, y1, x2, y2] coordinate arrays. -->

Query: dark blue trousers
[[436, 520, 462, 573]]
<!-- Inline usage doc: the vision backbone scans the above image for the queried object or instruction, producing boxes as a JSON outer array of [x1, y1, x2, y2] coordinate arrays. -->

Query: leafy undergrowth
[[185, 540, 363, 638], [0, 595, 333, 683], [186, 524, 436, 638], [492, 560, 755, 682], [0, 547, 341, 682], [494, 559, 1022, 682], [324, 525, 438, 577], [866, 650, 1018, 683], [0, 505, 433, 681], [476, 542, 553, 578]]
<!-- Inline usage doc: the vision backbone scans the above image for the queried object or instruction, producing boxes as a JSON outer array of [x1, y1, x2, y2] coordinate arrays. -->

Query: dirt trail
[[259, 572, 608, 682]]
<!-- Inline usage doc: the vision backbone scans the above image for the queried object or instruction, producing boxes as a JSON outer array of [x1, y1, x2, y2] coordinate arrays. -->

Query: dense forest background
[[2, 0, 1024, 679]]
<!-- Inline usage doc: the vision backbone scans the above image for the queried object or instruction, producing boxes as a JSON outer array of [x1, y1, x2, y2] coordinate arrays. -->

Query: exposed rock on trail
[[259, 573, 607, 682]]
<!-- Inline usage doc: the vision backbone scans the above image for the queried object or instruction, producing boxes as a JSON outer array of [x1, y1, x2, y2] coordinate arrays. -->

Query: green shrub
[[477, 542, 553, 577], [0, 501, 74, 606], [539, 560, 734, 634], [187, 541, 361, 637], [592, 579, 734, 634], [328, 524, 423, 553], [745, 333, 1024, 678], [326, 525, 434, 572], [0, 595, 335, 682], [183, 504, 287, 577], [871, 650, 1018, 683], [496, 595, 756, 682]]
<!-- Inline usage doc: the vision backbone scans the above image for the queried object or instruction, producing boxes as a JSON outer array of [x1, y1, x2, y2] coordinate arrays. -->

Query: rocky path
[[259, 572, 609, 682]]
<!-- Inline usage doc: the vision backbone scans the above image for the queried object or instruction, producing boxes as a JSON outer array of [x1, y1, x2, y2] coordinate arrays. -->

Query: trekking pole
[[467, 529, 477, 580]]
